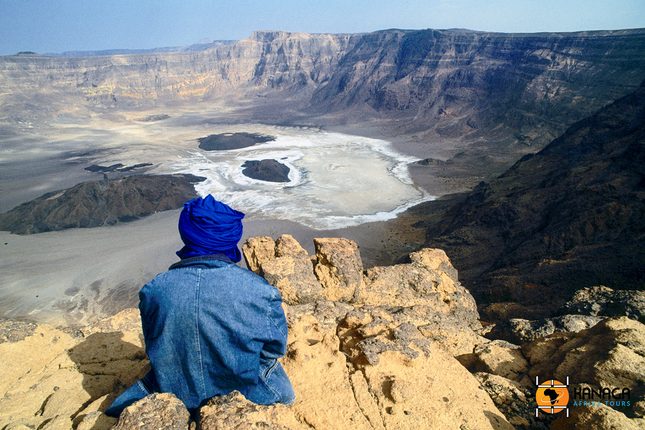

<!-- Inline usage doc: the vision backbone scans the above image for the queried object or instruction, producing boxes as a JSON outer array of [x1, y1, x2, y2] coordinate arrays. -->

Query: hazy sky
[[1, 0, 643, 56]]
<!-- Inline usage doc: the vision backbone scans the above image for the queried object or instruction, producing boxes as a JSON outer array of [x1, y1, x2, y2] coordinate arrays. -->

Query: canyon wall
[[2, 29, 645, 148]]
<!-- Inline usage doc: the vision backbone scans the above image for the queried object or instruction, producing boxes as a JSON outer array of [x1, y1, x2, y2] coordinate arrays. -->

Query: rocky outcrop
[[422, 78, 645, 320], [1, 237, 644, 429], [486, 286, 645, 344], [197, 132, 276, 151], [241, 159, 291, 182], [0, 174, 204, 234], [242, 234, 482, 352]]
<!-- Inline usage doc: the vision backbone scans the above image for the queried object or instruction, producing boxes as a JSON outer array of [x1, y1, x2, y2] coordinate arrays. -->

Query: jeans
[[105, 359, 294, 417]]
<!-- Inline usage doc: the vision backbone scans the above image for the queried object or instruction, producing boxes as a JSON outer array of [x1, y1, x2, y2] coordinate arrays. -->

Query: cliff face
[[421, 79, 645, 320], [2, 29, 645, 148]]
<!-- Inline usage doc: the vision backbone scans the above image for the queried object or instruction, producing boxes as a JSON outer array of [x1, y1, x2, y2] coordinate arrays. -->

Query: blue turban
[[176, 195, 245, 262]]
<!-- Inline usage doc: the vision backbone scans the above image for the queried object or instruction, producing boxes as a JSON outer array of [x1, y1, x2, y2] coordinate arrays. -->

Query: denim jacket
[[105, 254, 294, 416]]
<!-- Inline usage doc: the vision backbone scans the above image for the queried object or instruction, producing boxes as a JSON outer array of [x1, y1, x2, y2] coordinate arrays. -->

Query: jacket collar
[[169, 253, 234, 270]]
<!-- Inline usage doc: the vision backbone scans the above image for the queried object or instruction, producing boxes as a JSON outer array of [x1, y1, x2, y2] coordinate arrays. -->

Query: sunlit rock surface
[[1, 238, 645, 429]]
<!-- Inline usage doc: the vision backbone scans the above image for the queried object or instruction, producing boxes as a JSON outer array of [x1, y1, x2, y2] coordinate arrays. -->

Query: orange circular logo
[[536, 380, 569, 414]]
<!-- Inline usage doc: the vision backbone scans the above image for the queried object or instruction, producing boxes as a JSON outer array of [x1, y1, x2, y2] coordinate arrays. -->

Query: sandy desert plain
[[0, 104, 469, 326]]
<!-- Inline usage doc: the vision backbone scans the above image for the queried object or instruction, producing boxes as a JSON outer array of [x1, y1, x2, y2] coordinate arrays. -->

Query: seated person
[[105, 195, 294, 416]]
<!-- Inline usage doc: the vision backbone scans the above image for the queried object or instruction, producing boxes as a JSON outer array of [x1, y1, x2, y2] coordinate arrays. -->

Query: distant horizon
[[1, 0, 644, 56], [6, 26, 645, 58]]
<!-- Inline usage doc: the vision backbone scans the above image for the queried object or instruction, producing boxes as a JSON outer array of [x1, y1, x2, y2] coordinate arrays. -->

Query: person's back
[[105, 196, 294, 417]]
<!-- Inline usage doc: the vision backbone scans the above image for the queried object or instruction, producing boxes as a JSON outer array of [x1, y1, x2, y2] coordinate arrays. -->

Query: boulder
[[242, 236, 276, 275], [358, 248, 480, 330], [262, 256, 324, 305], [200, 391, 308, 430], [313, 237, 363, 302], [112, 393, 190, 430], [470, 340, 529, 382]]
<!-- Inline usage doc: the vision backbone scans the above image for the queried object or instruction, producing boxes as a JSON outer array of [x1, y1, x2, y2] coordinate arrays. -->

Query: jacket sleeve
[[259, 290, 289, 360]]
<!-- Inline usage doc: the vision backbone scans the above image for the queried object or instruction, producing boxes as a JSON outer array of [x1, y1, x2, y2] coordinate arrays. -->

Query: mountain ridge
[[419, 78, 645, 320]]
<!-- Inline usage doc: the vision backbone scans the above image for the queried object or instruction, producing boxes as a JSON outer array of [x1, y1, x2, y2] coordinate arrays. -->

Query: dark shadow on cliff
[[67, 331, 149, 421], [419, 78, 645, 322]]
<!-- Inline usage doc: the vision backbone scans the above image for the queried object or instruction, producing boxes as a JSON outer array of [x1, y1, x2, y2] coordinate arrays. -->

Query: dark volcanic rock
[[84, 163, 153, 173], [241, 159, 290, 182], [422, 79, 645, 321], [198, 132, 276, 151], [0, 174, 205, 234], [558, 286, 645, 323], [135, 114, 170, 122], [486, 315, 604, 344]]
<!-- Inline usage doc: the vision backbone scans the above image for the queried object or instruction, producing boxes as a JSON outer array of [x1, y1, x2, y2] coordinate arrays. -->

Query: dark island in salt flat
[[242, 159, 290, 182], [198, 132, 276, 150]]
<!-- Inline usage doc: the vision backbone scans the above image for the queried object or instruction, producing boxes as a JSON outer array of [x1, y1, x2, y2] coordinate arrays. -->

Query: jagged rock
[[247, 236, 485, 356], [313, 237, 363, 302], [358, 248, 480, 331], [559, 286, 645, 323], [200, 391, 308, 430], [245, 235, 365, 303], [242, 236, 276, 275], [486, 314, 604, 344], [252, 234, 324, 305], [275, 234, 308, 258], [473, 373, 535, 428], [284, 307, 514, 429], [524, 317, 645, 407], [470, 340, 529, 382], [551, 402, 645, 430], [112, 393, 190, 430], [287, 300, 355, 334], [262, 256, 324, 305]]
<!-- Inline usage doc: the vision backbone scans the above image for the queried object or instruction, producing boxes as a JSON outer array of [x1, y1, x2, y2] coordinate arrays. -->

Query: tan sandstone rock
[[0, 310, 148, 430], [112, 392, 190, 430], [314, 237, 363, 302], [262, 256, 324, 305], [242, 235, 276, 274], [524, 317, 645, 390], [275, 234, 309, 258], [551, 402, 645, 429], [282, 307, 514, 430], [472, 340, 529, 381], [200, 391, 309, 430]]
